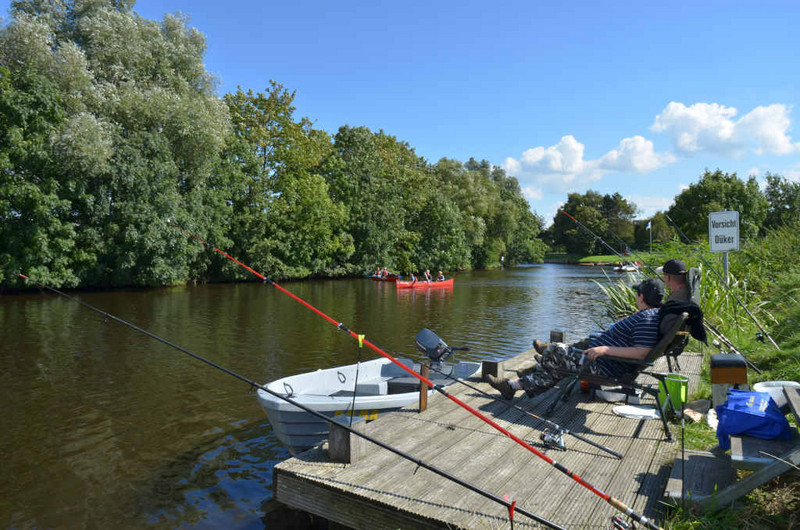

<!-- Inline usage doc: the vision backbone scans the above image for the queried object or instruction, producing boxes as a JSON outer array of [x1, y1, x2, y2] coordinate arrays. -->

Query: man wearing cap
[[661, 258, 689, 302], [485, 278, 666, 399]]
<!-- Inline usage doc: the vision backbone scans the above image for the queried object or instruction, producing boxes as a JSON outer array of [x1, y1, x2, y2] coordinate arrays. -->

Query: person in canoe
[[409, 272, 417, 285], [423, 269, 433, 283], [437, 270, 445, 281], [375, 267, 382, 278], [381, 267, 389, 279]]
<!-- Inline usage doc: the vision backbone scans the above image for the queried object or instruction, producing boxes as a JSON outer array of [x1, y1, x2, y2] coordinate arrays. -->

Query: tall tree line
[[547, 170, 800, 255], [0, 1, 546, 288]]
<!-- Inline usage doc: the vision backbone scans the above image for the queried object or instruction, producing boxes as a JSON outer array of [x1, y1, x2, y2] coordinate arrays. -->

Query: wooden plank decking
[[274, 351, 703, 529]]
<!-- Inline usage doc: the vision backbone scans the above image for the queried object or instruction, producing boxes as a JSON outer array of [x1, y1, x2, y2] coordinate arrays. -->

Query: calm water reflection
[[0, 264, 621, 528]]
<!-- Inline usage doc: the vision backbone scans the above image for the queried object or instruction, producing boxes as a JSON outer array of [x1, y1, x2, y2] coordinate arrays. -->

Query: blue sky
[[3, 1, 799, 224]]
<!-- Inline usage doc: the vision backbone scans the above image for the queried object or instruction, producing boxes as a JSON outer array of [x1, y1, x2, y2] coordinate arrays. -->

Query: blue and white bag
[[716, 389, 792, 450]]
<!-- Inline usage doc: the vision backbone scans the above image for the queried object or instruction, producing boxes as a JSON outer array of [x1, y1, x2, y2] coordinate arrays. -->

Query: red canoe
[[395, 278, 454, 289], [371, 274, 401, 281]]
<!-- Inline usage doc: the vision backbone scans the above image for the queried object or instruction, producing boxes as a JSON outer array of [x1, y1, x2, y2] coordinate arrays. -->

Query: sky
[[3, 0, 800, 224]]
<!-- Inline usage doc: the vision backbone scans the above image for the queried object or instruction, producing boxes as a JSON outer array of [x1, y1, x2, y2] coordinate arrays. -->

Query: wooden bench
[[665, 386, 800, 509]]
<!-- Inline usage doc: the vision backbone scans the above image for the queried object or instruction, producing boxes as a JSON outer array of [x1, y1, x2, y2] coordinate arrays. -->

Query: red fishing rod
[[171, 221, 663, 530], [16, 274, 561, 530]]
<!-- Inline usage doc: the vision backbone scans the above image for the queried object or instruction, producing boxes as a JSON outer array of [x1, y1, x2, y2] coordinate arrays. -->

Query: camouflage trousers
[[518, 342, 605, 397]]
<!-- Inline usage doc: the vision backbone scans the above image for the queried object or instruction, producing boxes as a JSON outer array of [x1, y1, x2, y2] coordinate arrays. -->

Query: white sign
[[709, 211, 739, 252]]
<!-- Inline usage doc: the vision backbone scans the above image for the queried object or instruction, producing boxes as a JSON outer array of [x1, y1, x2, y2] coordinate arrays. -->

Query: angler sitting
[[485, 278, 665, 400]]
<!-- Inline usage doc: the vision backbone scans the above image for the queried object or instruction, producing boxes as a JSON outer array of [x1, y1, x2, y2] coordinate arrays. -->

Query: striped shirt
[[591, 308, 661, 377]]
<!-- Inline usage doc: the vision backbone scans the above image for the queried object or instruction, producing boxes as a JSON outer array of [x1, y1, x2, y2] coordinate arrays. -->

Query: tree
[[763, 173, 800, 231], [1, 1, 230, 287], [667, 169, 767, 242], [549, 191, 636, 255], [222, 84, 352, 279]]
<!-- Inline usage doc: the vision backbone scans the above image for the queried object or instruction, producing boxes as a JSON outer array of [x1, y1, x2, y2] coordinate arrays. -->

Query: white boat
[[614, 263, 639, 273], [256, 329, 482, 455]]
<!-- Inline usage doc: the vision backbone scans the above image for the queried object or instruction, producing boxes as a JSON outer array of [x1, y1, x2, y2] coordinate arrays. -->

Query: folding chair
[[544, 312, 691, 441]]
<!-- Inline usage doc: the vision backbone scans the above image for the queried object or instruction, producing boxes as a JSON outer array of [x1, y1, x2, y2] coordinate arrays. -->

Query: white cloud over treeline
[[503, 102, 800, 197]]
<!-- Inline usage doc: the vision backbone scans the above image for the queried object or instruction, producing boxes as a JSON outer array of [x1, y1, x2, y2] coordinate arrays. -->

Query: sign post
[[708, 211, 739, 284]]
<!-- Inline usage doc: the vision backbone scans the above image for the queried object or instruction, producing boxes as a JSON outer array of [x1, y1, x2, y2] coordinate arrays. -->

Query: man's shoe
[[516, 364, 538, 378], [483, 374, 517, 400], [533, 339, 548, 354]]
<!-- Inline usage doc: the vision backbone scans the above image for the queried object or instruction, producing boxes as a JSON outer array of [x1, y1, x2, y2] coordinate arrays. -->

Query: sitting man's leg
[[485, 343, 582, 399]]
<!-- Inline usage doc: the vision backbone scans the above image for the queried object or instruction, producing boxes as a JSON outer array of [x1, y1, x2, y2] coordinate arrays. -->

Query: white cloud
[[503, 101, 800, 201], [652, 102, 800, 156], [625, 194, 675, 219], [521, 185, 543, 200], [502, 134, 673, 194], [784, 163, 800, 182], [599, 135, 676, 173]]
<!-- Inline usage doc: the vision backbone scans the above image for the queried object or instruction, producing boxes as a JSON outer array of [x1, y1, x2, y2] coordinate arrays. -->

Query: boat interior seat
[[387, 375, 451, 394]]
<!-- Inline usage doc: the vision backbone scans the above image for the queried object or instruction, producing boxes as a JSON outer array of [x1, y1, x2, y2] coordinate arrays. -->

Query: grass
[[590, 225, 800, 529]]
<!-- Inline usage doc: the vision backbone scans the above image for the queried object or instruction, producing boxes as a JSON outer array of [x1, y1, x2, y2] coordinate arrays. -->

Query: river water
[[0, 264, 619, 528]]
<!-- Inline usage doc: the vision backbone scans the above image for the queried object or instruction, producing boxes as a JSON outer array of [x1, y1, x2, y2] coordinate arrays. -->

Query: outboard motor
[[415, 328, 452, 363]]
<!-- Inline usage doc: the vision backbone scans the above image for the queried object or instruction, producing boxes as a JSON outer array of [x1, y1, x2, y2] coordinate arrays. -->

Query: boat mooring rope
[[170, 221, 663, 530], [17, 273, 562, 530]]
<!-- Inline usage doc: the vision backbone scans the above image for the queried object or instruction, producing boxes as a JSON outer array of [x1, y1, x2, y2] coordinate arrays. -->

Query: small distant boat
[[614, 263, 639, 273], [256, 329, 480, 455], [370, 274, 401, 281], [395, 278, 454, 289]]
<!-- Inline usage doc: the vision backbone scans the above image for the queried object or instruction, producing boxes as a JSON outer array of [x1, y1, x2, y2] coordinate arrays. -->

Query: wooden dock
[[273, 350, 703, 529]]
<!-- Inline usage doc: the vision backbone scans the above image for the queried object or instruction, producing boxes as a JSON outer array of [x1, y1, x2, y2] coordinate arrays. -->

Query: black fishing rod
[[17, 273, 562, 530], [423, 362, 624, 459], [560, 210, 630, 262], [171, 221, 663, 530], [562, 211, 762, 373], [664, 214, 780, 351]]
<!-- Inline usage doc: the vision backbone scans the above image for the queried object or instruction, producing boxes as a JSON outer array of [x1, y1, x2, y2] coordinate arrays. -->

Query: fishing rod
[[561, 211, 762, 373], [560, 210, 632, 263], [17, 273, 561, 530], [171, 221, 663, 530], [560, 210, 658, 276], [423, 362, 624, 459], [664, 214, 780, 351]]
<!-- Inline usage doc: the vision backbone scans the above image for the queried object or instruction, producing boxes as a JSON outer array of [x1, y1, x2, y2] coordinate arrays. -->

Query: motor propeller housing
[[415, 328, 452, 362]]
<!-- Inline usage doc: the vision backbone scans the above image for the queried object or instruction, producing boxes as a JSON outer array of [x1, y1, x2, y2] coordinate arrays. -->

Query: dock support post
[[419, 361, 429, 412]]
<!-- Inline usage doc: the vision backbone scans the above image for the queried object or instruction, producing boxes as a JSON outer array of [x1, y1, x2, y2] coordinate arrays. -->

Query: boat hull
[[395, 278, 454, 289], [256, 357, 480, 455]]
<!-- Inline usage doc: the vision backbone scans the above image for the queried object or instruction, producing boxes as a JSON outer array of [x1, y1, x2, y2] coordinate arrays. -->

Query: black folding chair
[[544, 312, 691, 441]]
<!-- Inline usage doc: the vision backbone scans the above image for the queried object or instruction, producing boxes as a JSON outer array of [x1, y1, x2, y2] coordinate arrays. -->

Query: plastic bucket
[[658, 373, 689, 410], [752, 381, 800, 412]]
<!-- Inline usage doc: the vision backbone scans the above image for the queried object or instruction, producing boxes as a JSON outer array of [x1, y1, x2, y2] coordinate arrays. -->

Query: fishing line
[[16, 273, 562, 530], [171, 221, 663, 530], [423, 362, 624, 459], [664, 214, 779, 351], [560, 211, 763, 373]]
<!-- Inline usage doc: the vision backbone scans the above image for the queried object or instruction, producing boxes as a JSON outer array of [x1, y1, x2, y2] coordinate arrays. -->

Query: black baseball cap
[[662, 259, 687, 275], [636, 278, 665, 306]]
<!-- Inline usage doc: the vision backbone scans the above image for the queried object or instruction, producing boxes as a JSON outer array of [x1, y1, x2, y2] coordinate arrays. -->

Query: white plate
[[612, 405, 660, 420]]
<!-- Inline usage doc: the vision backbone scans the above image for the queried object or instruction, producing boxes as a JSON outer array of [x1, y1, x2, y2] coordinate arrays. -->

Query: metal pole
[[722, 252, 729, 285]]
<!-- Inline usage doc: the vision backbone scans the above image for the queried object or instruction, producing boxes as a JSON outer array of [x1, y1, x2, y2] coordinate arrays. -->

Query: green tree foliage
[[1, 1, 229, 287], [667, 169, 767, 242], [548, 191, 636, 255], [222, 84, 352, 279], [0, 5, 548, 288], [762, 172, 800, 231], [633, 212, 674, 250]]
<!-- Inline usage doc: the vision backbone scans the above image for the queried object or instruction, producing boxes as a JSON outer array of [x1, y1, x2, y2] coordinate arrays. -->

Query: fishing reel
[[611, 515, 635, 529], [539, 428, 566, 451]]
